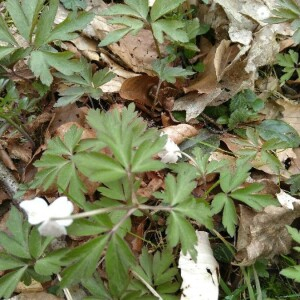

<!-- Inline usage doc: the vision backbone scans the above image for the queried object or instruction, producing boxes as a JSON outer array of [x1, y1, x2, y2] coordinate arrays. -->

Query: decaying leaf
[[235, 204, 300, 265]]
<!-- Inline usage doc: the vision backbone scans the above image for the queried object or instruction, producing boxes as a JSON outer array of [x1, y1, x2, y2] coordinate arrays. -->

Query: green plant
[[276, 49, 300, 83], [0, 206, 68, 298], [0, 0, 93, 86], [280, 226, 300, 282], [265, 0, 300, 44]]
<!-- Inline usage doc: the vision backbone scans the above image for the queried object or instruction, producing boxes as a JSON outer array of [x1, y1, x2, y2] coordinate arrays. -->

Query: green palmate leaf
[[61, 235, 109, 287], [150, 0, 185, 21], [34, 248, 69, 276], [47, 11, 94, 42], [67, 218, 111, 236], [257, 119, 300, 147], [109, 16, 144, 34], [30, 50, 82, 86], [81, 274, 111, 299], [230, 183, 277, 210], [74, 152, 126, 182], [166, 212, 197, 258], [0, 266, 28, 299], [106, 234, 136, 296], [158, 171, 196, 206], [152, 19, 189, 43], [219, 163, 251, 193], [174, 199, 213, 229], [0, 253, 26, 271], [93, 68, 115, 87], [32, 126, 87, 206], [133, 247, 180, 295], [280, 265, 300, 282], [152, 58, 194, 83]]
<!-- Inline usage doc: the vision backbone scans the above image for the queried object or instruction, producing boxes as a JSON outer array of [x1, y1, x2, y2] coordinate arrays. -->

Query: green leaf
[[74, 152, 126, 183], [99, 27, 132, 46], [0, 232, 30, 259], [93, 67, 115, 88], [28, 227, 53, 259], [287, 225, 300, 244], [125, 0, 149, 20], [61, 0, 87, 10], [280, 265, 300, 282], [230, 183, 277, 210], [167, 212, 197, 258], [0, 46, 17, 60], [61, 235, 109, 287], [152, 58, 194, 83], [0, 253, 26, 271], [106, 234, 136, 296], [211, 193, 227, 214], [0, 266, 28, 299], [257, 119, 300, 147], [150, 0, 185, 21], [6, 0, 31, 41], [287, 174, 300, 194], [101, 4, 143, 18], [34, 0, 58, 47], [222, 197, 238, 237], [47, 11, 94, 42], [81, 274, 111, 299], [0, 16, 18, 45], [67, 218, 110, 236], [29, 50, 82, 86], [152, 19, 188, 43], [34, 248, 69, 276]]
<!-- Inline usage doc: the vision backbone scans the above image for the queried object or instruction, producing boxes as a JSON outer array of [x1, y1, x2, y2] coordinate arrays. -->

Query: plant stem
[[1, 115, 35, 147], [110, 207, 137, 235], [138, 204, 172, 212], [52, 205, 131, 220]]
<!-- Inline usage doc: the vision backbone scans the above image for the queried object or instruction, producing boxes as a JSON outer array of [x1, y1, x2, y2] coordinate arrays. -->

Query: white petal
[[19, 197, 49, 225], [179, 231, 219, 300], [38, 220, 67, 237], [48, 196, 74, 226], [158, 138, 182, 163]]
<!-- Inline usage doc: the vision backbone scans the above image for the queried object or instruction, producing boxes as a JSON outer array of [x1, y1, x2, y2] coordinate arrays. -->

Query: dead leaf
[[120, 75, 159, 107], [10, 292, 62, 300], [162, 124, 199, 144], [235, 204, 300, 265]]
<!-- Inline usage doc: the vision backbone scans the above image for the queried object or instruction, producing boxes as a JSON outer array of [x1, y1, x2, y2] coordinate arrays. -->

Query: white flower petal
[[48, 196, 74, 226], [20, 197, 49, 225], [38, 220, 67, 237], [158, 137, 182, 163], [276, 190, 300, 210]]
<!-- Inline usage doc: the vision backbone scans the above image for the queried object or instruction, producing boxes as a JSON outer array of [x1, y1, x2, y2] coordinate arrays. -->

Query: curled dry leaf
[[120, 75, 159, 108], [161, 124, 199, 145], [235, 204, 300, 265]]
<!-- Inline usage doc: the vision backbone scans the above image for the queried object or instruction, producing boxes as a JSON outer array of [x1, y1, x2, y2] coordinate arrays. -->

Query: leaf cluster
[[0, 206, 68, 298], [265, 0, 300, 44], [276, 49, 300, 83], [99, 0, 207, 52], [0, 0, 94, 85]]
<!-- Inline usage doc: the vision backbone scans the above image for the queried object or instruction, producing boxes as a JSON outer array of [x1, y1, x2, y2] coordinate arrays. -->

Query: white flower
[[158, 135, 182, 163], [148, 0, 155, 6], [20, 196, 74, 237]]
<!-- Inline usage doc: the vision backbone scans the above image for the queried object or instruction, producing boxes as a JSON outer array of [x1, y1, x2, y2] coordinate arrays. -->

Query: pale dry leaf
[[235, 204, 300, 265], [179, 231, 219, 300], [9, 292, 62, 300], [14, 280, 43, 294], [161, 124, 199, 145], [277, 189, 300, 210]]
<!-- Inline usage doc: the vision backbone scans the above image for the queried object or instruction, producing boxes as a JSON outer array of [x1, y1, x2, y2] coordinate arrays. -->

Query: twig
[[0, 159, 19, 203]]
